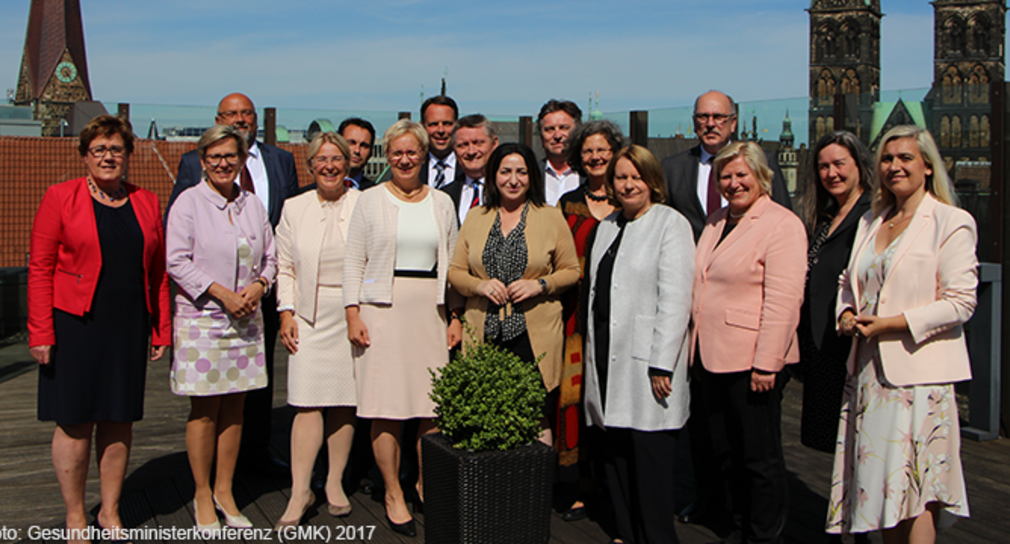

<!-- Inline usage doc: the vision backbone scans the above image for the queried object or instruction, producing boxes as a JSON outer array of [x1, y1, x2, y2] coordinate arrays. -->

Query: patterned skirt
[[826, 340, 969, 534], [171, 309, 268, 396]]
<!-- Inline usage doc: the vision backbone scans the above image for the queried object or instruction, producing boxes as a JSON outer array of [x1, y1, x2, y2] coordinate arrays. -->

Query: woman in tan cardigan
[[448, 143, 581, 444]]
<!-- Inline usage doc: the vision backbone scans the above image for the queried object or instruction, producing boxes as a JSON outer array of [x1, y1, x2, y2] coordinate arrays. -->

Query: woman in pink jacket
[[166, 125, 277, 533], [827, 126, 975, 543], [691, 141, 807, 544]]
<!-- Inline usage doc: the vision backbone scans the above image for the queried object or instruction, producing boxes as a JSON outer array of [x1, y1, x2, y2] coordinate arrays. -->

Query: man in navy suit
[[443, 114, 498, 225], [419, 95, 466, 190], [167, 92, 298, 476]]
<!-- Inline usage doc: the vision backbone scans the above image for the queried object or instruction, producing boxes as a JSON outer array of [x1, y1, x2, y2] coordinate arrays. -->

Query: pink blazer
[[691, 195, 807, 374], [836, 194, 977, 387]]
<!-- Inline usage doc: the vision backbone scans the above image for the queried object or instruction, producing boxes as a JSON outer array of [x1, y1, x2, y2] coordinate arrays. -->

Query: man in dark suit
[[443, 114, 498, 225], [536, 99, 583, 206], [661, 90, 793, 530], [339, 117, 377, 190], [419, 95, 465, 189], [662, 90, 792, 240], [167, 92, 298, 476]]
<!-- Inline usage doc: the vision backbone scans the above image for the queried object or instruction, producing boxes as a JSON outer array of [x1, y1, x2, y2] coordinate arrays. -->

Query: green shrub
[[429, 340, 545, 451]]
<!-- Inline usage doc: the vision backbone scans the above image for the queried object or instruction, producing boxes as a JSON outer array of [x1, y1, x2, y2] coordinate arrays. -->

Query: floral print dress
[[826, 232, 969, 534]]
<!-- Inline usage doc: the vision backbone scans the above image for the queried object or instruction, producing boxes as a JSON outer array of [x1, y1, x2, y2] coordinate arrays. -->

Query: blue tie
[[434, 160, 447, 188]]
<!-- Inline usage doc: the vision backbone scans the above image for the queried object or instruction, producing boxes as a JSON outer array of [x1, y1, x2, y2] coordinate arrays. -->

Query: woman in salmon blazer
[[691, 141, 807, 544], [826, 126, 976, 543]]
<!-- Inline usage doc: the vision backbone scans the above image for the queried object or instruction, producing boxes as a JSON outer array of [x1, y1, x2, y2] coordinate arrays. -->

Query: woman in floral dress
[[829, 125, 976, 543]]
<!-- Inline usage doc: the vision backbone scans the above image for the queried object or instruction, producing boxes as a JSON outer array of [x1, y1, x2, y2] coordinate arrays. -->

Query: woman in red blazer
[[28, 115, 170, 540], [827, 126, 975, 543], [691, 141, 807, 544]]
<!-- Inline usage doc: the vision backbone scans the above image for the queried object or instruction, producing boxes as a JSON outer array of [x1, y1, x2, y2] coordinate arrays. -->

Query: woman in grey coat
[[583, 145, 694, 544]]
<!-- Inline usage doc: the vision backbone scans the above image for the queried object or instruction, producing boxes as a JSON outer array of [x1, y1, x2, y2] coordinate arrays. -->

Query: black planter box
[[422, 432, 555, 544]]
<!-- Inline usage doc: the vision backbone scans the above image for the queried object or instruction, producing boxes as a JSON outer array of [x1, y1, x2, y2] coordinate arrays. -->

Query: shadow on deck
[[0, 340, 1006, 543]]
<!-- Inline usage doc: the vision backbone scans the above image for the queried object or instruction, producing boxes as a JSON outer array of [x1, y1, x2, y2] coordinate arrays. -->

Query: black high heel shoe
[[386, 515, 417, 537]]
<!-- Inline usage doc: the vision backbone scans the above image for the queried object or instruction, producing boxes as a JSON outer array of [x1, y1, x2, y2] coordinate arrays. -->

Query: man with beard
[[167, 92, 299, 476]]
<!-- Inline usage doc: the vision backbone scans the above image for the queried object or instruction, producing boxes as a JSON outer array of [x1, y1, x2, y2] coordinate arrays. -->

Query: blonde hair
[[382, 119, 429, 158], [711, 141, 773, 197], [306, 132, 351, 175], [873, 125, 957, 215], [605, 145, 667, 205], [197, 124, 249, 163]]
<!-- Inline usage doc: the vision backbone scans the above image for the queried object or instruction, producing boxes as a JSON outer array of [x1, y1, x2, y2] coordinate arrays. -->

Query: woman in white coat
[[583, 145, 694, 544]]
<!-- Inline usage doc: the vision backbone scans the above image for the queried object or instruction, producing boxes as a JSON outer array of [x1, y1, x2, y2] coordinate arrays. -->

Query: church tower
[[929, 0, 1005, 168], [807, 0, 882, 144], [778, 111, 799, 195], [14, 0, 93, 136]]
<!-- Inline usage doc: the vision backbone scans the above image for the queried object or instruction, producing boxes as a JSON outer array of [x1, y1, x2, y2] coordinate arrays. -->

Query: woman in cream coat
[[583, 145, 694, 544], [828, 126, 976, 543], [274, 133, 360, 527]]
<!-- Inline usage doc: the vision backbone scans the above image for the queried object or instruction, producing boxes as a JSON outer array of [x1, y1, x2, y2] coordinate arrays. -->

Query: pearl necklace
[[87, 176, 127, 202]]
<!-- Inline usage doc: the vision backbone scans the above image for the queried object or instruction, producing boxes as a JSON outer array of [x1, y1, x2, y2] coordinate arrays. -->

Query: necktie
[[344, 177, 354, 189], [434, 160, 447, 189], [705, 158, 720, 216], [470, 180, 482, 209], [240, 165, 255, 194]]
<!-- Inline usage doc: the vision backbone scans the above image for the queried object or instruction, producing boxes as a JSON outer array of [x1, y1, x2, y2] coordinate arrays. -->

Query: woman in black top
[[798, 131, 874, 453]]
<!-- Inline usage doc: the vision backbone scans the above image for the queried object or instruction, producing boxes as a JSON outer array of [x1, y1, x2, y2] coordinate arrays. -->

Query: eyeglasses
[[389, 150, 422, 162], [88, 146, 126, 158], [311, 155, 346, 165], [693, 113, 735, 124], [217, 109, 256, 120], [205, 153, 241, 167], [581, 146, 613, 159]]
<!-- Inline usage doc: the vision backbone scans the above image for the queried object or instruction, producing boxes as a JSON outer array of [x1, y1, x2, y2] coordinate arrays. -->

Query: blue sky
[[0, 1, 1004, 122]]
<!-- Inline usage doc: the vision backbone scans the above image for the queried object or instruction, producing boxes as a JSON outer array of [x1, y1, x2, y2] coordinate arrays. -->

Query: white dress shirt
[[458, 176, 484, 225], [427, 152, 457, 188], [544, 160, 580, 206], [246, 140, 270, 211]]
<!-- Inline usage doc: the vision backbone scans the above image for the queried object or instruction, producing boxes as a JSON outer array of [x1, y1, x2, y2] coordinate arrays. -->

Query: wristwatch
[[538, 278, 547, 294]]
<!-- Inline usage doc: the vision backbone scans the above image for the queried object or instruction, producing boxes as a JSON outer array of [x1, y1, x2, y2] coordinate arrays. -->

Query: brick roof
[[0, 137, 312, 267]]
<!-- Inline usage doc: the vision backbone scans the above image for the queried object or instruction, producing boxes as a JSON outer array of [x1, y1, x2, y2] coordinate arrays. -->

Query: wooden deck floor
[[0, 339, 1006, 543]]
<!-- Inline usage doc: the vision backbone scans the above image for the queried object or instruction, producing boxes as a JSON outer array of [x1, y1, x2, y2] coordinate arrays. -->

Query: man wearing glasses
[[167, 92, 299, 477], [661, 90, 791, 241]]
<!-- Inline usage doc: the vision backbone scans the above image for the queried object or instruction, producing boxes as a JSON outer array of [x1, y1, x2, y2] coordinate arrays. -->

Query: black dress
[[798, 192, 871, 453], [38, 199, 149, 425]]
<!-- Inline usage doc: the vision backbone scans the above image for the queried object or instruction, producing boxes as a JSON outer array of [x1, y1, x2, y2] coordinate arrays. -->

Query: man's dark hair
[[421, 95, 459, 123], [536, 99, 582, 133], [338, 117, 375, 143]]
